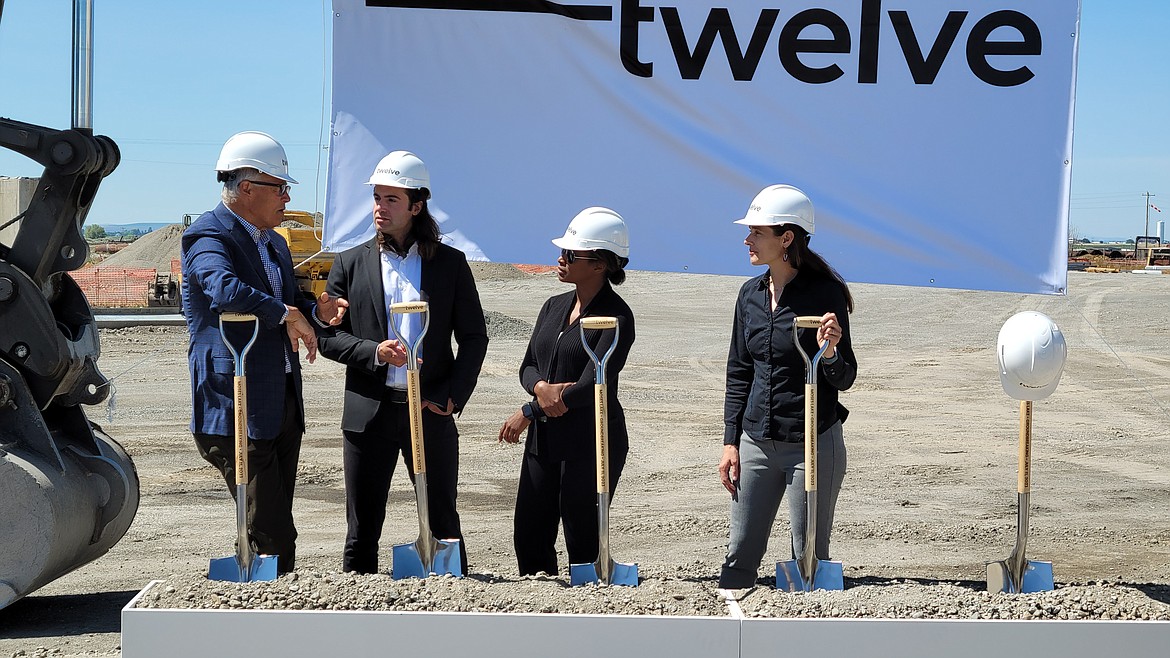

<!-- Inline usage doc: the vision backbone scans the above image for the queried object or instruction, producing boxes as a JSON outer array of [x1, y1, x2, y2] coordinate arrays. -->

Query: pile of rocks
[[737, 580, 1170, 621], [134, 564, 1170, 621], [135, 564, 725, 617], [97, 224, 184, 271]]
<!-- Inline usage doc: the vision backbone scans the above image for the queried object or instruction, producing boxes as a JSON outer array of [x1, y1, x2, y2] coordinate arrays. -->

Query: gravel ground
[[133, 564, 1170, 622]]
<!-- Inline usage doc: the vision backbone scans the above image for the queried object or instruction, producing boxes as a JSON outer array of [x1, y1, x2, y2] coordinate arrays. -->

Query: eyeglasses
[[249, 180, 291, 196], [561, 248, 599, 264]]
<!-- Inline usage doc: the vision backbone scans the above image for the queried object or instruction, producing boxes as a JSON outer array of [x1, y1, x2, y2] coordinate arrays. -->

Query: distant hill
[[90, 222, 180, 233]]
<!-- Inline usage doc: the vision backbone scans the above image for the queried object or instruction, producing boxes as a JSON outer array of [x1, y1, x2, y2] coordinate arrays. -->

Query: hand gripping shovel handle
[[569, 316, 637, 587], [208, 313, 277, 582]]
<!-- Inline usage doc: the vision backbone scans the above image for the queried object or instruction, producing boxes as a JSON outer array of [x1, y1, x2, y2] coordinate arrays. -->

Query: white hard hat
[[997, 311, 1067, 401], [552, 207, 630, 259], [734, 184, 815, 235], [367, 151, 430, 190], [215, 131, 297, 184]]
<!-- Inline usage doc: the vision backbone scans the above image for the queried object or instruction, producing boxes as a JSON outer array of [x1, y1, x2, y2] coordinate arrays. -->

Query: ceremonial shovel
[[389, 301, 462, 579], [986, 400, 1054, 593], [569, 316, 638, 587], [208, 313, 279, 582], [775, 316, 844, 592]]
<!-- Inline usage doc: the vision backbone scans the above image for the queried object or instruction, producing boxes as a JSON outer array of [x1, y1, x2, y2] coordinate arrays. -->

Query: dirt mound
[[98, 224, 185, 271], [468, 260, 539, 281]]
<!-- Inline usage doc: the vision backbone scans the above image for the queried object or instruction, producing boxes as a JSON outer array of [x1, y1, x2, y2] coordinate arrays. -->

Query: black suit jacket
[[519, 283, 635, 461], [319, 239, 488, 433]]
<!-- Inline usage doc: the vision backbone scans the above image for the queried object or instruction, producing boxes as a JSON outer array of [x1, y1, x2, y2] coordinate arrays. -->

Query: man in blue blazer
[[319, 151, 488, 575], [182, 131, 346, 574]]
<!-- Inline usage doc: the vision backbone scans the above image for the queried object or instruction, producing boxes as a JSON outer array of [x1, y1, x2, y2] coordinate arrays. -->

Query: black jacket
[[723, 269, 856, 445], [319, 239, 488, 433], [519, 283, 635, 461]]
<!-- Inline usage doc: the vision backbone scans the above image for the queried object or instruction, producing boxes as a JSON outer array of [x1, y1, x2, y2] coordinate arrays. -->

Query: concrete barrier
[[122, 581, 1170, 658]]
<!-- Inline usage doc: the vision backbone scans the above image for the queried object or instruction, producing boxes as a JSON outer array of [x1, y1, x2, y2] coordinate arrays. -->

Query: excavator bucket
[[1, 0, 136, 609]]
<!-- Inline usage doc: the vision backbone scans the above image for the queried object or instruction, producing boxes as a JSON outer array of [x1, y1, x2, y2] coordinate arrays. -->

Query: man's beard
[[376, 230, 411, 256]]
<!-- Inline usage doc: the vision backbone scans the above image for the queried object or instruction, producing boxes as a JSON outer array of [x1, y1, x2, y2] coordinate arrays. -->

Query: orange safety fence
[[72, 266, 160, 308]]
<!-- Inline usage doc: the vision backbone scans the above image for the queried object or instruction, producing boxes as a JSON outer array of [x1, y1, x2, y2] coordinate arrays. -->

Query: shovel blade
[[569, 560, 639, 587], [611, 561, 639, 587], [208, 554, 279, 582], [812, 560, 844, 591], [391, 538, 462, 580], [431, 539, 463, 577], [569, 561, 598, 586], [775, 559, 844, 592], [986, 559, 1054, 593]]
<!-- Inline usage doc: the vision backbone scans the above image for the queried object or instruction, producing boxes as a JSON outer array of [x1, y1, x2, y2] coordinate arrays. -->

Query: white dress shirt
[[380, 243, 422, 389]]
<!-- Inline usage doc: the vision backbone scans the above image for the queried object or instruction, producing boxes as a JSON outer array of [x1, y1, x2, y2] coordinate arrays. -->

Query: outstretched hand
[[316, 291, 348, 326]]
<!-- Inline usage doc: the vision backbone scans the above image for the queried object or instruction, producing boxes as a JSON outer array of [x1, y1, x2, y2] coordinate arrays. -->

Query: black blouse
[[723, 269, 857, 445], [519, 283, 635, 461]]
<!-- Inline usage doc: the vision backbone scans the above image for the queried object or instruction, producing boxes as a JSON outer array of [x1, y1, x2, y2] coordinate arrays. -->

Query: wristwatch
[[521, 402, 535, 421]]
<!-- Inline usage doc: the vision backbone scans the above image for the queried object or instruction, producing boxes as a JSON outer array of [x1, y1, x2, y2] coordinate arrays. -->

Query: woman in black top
[[717, 185, 857, 589], [498, 207, 635, 577]]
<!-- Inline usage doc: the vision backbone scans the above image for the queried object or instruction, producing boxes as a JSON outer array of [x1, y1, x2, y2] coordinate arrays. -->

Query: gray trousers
[[718, 422, 846, 589]]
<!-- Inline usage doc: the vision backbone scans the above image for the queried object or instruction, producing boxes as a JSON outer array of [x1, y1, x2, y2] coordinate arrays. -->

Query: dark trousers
[[342, 390, 465, 575], [194, 379, 301, 573], [513, 444, 628, 577]]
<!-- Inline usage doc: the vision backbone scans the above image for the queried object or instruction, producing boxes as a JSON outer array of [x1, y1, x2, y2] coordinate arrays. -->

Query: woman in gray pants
[[717, 185, 857, 590]]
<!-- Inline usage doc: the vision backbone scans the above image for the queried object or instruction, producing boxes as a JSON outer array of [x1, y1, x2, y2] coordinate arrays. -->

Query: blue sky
[[1, 1, 1166, 241]]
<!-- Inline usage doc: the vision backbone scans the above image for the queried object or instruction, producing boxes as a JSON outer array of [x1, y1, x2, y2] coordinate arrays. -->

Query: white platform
[[122, 581, 1170, 658]]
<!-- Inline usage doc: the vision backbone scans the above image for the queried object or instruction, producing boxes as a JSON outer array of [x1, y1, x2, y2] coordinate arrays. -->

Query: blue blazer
[[180, 203, 315, 440]]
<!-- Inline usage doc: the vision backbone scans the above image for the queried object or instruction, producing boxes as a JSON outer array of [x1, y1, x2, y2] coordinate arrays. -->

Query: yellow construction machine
[[273, 210, 333, 297]]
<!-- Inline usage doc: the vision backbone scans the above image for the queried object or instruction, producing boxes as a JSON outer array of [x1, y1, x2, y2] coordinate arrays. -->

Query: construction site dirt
[[2, 266, 1169, 656]]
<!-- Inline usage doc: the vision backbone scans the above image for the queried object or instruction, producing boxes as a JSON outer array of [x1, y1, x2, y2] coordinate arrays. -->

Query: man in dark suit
[[319, 150, 488, 575], [182, 131, 346, 574]]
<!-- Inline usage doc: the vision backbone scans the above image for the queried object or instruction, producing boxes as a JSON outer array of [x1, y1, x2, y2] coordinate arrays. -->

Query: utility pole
[[1141, 192, 1157, 263], [1143, 191, 1156, 239]]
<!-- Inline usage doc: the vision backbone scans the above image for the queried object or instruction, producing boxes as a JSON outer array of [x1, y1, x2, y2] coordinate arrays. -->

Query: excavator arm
[[0, 0, 140, 610]]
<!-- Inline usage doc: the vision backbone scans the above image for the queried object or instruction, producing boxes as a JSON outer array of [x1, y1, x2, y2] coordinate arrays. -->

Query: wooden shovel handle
[[595, 382, 609, 494], [805, 382, 817, 492], [391, 301, 428, 314], [234, 376, 248, 485], [220, 312, 256, 323], [1018, 400, 1033, 494], [582, 316, 618, 330], [406, 369, 427, 476]]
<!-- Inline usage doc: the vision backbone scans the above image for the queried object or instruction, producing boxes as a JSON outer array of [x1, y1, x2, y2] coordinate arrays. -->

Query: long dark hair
[[773, 225, 854, 313], [375, 187, 441, 259]]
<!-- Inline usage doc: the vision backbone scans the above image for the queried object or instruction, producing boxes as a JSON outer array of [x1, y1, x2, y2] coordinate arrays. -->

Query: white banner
[[326, 0, 1079, 294]]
